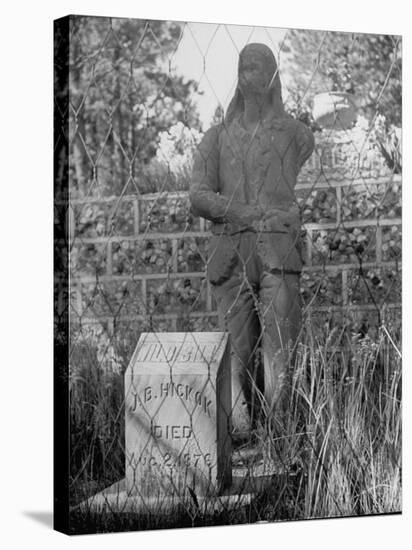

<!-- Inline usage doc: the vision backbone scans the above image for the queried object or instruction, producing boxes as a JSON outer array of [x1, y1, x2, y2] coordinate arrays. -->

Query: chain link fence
[[55, 16, 402, 530]]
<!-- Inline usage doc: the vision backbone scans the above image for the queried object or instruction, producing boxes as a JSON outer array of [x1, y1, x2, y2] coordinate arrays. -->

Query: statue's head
[[225, 43, 284, 124], [238, 43, 280, 97]]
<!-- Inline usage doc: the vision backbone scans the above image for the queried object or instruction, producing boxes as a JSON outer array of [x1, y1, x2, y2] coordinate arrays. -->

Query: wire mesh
[[61, 16, 402, 526]]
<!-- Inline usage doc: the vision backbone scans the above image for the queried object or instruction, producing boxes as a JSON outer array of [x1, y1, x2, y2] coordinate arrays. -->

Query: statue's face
[[238, 51, 274, 97]]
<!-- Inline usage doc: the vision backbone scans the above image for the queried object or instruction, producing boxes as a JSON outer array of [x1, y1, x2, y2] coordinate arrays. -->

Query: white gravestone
[[125, 332, 232, 498]]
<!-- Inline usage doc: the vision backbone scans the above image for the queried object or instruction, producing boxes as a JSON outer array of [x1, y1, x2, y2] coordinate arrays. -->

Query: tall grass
[[268, 320, 401, 518], [69, 319, 401, 533], [69, 340, 125, 504]]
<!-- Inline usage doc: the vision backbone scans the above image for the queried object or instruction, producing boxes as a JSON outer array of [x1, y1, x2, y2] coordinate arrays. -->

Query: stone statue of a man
[[190, 43, 315, 439]]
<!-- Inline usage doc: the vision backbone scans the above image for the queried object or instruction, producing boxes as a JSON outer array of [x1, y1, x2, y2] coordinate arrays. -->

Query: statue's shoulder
[[293, 119, 315, 164], [295, 117, 313, 134], [196, 124, 223, 157], [280, 115, 308, 132], [293, 119, 315, 147], [267, 114, 301, 134], [199, 123, 224, 148], [206, 123, 227, 138]]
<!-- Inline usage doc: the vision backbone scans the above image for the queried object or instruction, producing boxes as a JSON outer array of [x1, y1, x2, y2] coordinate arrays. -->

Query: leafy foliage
[[69, 16, 202, 197], [282, 30, 401, 127]]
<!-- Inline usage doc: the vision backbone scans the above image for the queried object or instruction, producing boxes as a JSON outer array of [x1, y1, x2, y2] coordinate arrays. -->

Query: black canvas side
[[53, 15, 70, 535]]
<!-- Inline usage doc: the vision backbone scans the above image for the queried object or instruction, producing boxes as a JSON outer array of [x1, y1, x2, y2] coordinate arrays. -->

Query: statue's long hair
[[225, 43, 286, 126]]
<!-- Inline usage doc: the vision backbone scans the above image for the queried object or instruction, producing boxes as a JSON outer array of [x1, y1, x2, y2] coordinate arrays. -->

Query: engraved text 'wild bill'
[[136, 342, 219, 364]]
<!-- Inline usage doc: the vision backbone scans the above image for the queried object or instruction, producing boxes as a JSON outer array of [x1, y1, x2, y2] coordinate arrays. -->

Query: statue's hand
[[240, 204, 264, 227], [242, 205, 300, 233], [250, 218, 268, 233], [260, 205, 300, 232]]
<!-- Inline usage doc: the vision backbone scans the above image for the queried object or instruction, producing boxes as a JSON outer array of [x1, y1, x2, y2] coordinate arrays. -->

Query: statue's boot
[[231, 374, 252, 444]]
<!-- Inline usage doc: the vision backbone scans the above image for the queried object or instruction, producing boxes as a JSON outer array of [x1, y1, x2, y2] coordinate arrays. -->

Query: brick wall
[[68, 131, 401, 352]]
